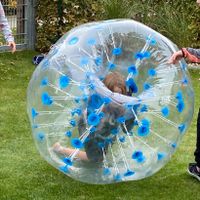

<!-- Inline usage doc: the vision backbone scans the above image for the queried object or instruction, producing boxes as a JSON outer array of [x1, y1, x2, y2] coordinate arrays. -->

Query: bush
[[36, 0, 103, 52], [101, 0, 200, 48], [129, 0, 200, 48], [101, 0, 135, 19], [36, 0, 200, 52]]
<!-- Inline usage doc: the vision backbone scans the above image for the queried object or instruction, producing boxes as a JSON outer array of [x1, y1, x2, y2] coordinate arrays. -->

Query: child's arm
[[168, 48, 200, 64], [0, 3, 16, 52], [182, 48, 200, 63]]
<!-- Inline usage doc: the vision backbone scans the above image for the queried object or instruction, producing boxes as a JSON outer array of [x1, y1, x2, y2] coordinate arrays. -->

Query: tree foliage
[[36, 0, 200, 52], [36, 0, 103, 52], [129, 0, 200, 48]]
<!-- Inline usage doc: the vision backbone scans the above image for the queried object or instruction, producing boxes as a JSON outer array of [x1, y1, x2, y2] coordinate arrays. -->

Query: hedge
[[35, 0, 103, 52], [36, 0, 200, 52], [127, 0, 200, 48]]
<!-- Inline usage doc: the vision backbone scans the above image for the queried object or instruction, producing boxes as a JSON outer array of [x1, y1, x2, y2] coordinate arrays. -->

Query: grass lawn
[[0, 51, 200, 200]]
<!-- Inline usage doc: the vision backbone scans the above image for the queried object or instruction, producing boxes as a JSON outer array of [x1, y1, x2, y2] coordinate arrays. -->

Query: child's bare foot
[[52, 143, 88, 161], [53, 142, 63, 153]]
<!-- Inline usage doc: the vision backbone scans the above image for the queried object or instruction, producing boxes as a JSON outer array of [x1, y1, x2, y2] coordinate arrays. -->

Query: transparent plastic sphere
[[27, 19, 194, 184]]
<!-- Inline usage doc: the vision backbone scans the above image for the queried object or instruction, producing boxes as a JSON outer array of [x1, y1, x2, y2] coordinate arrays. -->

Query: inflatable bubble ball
[[27, 19, 194, 184]]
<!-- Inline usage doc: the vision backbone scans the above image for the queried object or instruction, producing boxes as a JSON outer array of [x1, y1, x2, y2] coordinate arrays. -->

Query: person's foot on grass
[[189, 162, 197, 167], [188, 163, 200, 181]]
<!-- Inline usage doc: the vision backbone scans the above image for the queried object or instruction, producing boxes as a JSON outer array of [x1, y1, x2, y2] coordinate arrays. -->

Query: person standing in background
[[168, 0, 200, 181], [0, 2, 16, 53]]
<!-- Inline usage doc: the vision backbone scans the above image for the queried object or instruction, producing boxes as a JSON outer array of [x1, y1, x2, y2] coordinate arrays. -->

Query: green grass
[[0, 51, 200, 200]]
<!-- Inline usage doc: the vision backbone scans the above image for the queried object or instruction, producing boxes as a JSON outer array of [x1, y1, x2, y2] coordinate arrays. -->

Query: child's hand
[[8, 41, 16, 53], [168, 50, 183, 64]]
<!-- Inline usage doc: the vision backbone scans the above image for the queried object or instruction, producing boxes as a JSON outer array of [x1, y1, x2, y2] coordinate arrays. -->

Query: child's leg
[[194, 108, 200, 169], [53, 142, 89, 161]]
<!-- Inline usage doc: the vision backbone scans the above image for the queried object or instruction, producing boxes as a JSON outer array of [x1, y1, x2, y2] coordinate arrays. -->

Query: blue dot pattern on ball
[[87, 113, 100, 126], [161, 106, 170, 117], [59, 75, 70, 89], [128, 65, 138, 76], [87, 38, 96, 45], [41, 92, 53, 105], [126, 78, 138, 93], [41, 77, 48, 86], [36, 132, 45, 142], [69, 37, 79, 45], [63, 157, 73, 166], [112, 48, 122, 55], [27, 19, 194, 184], [108, 62, 116, 70], [31, 108, 38, 119], [71, 138, 83, 149]]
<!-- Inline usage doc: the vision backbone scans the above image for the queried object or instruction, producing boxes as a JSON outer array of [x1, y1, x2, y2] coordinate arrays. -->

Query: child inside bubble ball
[[53, 71, 135, 163]]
